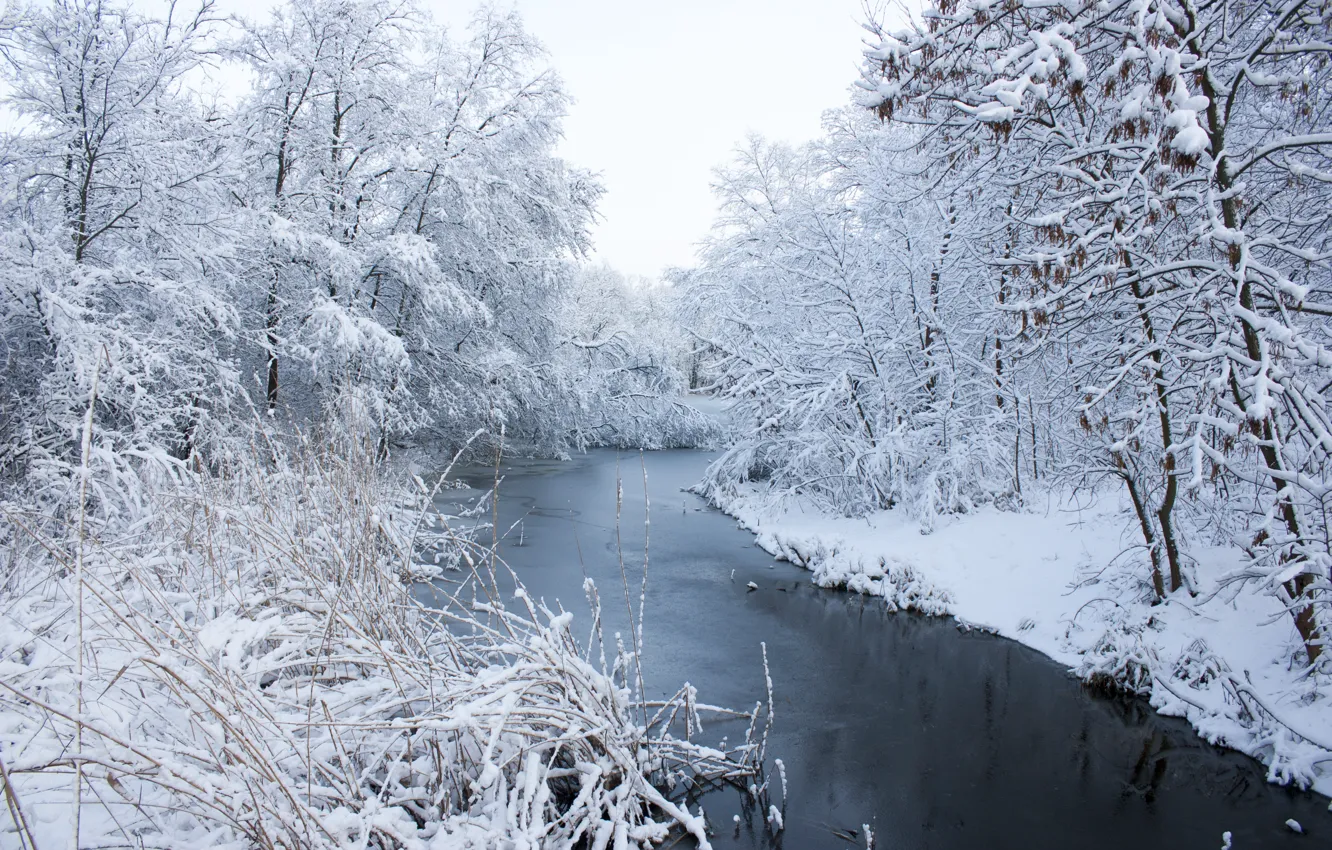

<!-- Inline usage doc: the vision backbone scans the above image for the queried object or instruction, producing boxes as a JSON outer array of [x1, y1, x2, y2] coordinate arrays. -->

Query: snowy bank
[[710, 485, 1332, 803]]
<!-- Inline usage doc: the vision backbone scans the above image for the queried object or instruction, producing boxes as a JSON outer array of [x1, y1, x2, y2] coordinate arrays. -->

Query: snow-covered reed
[[0, 432, 766, 848]]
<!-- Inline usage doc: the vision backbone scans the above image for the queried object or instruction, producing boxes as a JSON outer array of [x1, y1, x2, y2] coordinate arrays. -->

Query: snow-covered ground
[[712, 485, 1332, 803]]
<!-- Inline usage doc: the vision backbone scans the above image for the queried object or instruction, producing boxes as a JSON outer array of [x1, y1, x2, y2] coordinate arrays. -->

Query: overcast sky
[[223, 0, 904, 279], [489, 0, 886, 279]]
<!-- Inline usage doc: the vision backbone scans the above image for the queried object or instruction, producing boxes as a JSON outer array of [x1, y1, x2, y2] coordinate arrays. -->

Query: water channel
[[428, 448, 1328, 849]]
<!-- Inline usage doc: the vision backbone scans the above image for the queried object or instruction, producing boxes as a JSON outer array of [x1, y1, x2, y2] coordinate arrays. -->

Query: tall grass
[[0, 426, 767, 848]]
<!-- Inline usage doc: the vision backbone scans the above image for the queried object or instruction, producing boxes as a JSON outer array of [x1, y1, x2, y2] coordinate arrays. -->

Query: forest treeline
[[0, 0, 706, 495], [683, 0, 1331, 664]]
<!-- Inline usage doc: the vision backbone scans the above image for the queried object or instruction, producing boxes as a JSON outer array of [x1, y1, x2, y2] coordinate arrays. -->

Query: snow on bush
[[0, 437, 766, 848], [747, 524, 952, 616]]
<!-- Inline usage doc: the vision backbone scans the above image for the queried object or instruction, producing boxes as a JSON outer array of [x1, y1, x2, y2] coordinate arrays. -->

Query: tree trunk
[[1194, 56, 1322, 662], [1118, 455, 1166, 601], [1129, 283, 1183, 593], [266, 273, 280, 409]]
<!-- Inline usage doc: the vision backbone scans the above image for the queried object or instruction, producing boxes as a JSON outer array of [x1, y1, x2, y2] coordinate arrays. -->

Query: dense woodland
[[0, 0, 705, 491], [684, 0, 1331, 666]]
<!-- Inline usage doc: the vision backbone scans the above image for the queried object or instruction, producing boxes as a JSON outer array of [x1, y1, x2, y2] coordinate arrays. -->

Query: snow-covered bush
[[0, 431, 765, 848]]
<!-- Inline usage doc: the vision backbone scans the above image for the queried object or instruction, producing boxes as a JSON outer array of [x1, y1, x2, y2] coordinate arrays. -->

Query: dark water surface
[[429, 449, 1328, 849]]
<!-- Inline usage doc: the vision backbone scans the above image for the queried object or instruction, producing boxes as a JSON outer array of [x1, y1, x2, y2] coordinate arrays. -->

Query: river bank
[[708, 483, 1332, 806]]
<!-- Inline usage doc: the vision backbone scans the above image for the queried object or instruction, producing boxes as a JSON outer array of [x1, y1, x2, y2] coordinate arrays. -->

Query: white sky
[[491, 0, 884, 279], [222, 0, 906, 279]]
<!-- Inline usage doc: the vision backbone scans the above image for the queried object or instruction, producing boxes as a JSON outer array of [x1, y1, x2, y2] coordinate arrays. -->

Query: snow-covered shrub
[[0, 434, 764, 848]]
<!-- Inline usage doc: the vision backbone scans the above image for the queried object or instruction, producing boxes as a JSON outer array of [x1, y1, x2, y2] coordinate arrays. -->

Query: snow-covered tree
[[0, 0, 243, 496], [683, 126, 1017, 526], [549, 263, 713, 450], [0, 0, 698, 493], [232, 0, 601, 452], [859, 0, 1331, 660]]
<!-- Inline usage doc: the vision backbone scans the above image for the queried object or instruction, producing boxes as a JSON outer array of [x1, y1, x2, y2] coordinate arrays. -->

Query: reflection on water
[[421, 449, 1328, 849]]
